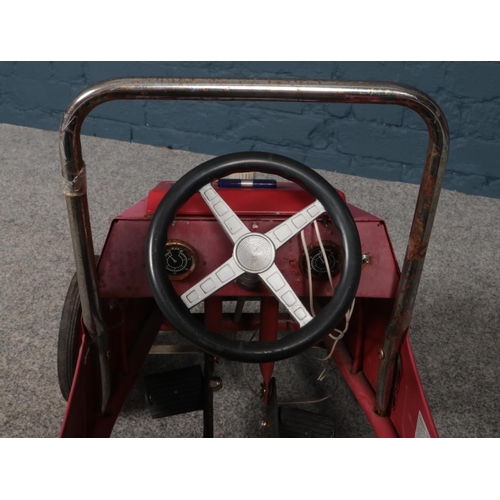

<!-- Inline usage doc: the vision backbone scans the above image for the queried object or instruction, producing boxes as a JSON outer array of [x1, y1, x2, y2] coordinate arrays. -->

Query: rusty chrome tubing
[[59, 78, 449, 416]]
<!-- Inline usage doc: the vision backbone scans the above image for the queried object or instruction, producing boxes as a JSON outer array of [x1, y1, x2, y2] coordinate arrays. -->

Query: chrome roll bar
[[59, 78, 449, 414]]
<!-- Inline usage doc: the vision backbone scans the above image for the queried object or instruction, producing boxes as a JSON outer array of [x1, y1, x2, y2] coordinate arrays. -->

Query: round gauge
[[299, 241, 341, 280], [165, 240, 198, 280]]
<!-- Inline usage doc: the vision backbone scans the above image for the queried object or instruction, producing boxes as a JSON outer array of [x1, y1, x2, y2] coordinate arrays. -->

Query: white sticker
[[415, 411, 431, 438]]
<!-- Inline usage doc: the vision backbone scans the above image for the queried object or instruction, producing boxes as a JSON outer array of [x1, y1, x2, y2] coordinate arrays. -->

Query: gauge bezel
[[299, 240, 341, 281], [164, 240, 198, 281]]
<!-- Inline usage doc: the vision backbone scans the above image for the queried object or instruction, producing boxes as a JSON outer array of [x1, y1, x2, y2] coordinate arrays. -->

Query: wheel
[[57, 257, 98, 401], [146, 152, 362, 363]]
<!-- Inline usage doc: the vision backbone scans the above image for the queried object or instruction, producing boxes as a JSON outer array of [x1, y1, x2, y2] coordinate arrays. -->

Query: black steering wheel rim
[[146, 152, 361, 363]]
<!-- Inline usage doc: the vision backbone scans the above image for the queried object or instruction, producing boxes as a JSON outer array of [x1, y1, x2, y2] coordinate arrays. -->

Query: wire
[[279, 394, 332, 406], [316, 299, 356, 381], [242, 222, 355, 403], [241, 330, 262, 398], [242, 363, 261, 398], [279, 358, 340, 405], [313, 220, 334, 291], [300, 229, 315, 317], [300, 220, 356, 382]]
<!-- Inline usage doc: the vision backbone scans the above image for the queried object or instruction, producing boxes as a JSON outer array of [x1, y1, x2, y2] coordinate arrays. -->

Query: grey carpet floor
[[1, 123, 499, 438]]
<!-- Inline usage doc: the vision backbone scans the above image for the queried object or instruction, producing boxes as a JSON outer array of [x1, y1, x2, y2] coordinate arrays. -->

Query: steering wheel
[[146, 152, 361, 363]]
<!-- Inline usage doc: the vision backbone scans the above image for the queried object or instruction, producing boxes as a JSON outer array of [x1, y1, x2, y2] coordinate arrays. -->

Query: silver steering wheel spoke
[[189, 185, 320, 324], [265, 199, 325, 250], [199, 183, 250, 244], [180, 257, 245, 309], [258, 264, 313, 327]]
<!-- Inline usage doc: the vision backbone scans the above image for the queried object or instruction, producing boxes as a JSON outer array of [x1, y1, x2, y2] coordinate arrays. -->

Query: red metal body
[[60, 182, 437, 438]]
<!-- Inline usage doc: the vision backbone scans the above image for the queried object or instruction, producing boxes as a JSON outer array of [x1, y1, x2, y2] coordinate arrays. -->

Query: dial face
[[300, 242, 341, 280], [165, 241, 197, 280], [310, 249, 337, 276]]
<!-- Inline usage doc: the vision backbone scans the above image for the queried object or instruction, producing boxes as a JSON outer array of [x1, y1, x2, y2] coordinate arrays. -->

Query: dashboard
[[97, 182, 400, 301]]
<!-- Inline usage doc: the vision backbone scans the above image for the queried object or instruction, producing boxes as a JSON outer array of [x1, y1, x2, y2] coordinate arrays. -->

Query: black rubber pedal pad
[[279, 407, 335, 438], [144, 365, 204, 419]]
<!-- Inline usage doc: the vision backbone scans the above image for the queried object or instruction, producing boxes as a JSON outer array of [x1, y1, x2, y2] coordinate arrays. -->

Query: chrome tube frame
[[59, 78, 449, 415]]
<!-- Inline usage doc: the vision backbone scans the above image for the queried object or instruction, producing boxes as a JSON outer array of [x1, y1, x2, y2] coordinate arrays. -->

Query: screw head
[[209, 377, 222, 391], [260, 418, 272, 430], [378, 348, 385, 360], [362, 254, 371, 265]]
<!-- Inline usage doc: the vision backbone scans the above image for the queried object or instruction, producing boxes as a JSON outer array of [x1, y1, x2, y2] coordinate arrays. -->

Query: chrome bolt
[[209, 377, 222, 391], [260, 418, 271, 430], [378, 348, 385, 360], [362, 254, 371, 265]]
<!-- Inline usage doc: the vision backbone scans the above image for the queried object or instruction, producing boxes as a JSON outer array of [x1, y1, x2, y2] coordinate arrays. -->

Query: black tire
[[57, 257, 98, 401]]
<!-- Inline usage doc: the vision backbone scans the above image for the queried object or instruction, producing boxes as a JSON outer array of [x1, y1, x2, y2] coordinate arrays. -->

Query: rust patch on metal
[[421, 165, 437, 200], [408, 241, 428, 260]]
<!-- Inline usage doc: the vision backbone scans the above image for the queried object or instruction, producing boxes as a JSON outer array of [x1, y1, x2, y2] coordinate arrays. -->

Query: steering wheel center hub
[[234, 233, 275, 273]]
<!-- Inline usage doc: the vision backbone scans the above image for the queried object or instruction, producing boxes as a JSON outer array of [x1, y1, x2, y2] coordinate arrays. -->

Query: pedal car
[[57, 78, 449, 437]]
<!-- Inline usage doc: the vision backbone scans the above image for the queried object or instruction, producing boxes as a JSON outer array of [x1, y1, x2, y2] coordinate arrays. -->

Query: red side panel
[[390, 337, 439, 437]]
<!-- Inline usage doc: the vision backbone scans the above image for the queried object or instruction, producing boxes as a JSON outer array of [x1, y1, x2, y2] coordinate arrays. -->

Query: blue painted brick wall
[[1, 61, 499, 198]]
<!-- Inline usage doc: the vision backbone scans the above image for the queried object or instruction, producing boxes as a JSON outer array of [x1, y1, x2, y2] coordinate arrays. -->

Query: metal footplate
[[144, 365, 204, 419], [279, 407, 335, 438]]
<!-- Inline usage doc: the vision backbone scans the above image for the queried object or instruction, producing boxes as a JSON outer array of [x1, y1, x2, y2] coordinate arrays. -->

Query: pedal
[[144, 365, 204, 419], [279, 407, 335, 438]]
